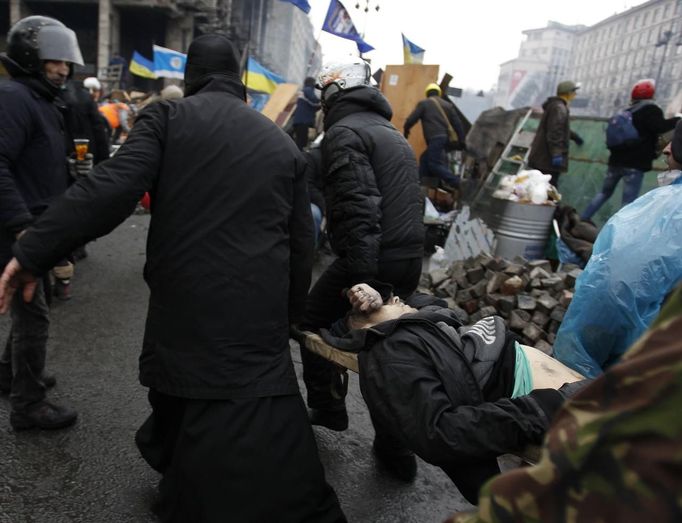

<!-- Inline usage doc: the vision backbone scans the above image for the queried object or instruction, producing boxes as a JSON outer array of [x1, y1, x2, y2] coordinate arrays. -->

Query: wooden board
[[381, 64, 439, 162], [261, 83, 299, 126], [303, 331, 359, 373]]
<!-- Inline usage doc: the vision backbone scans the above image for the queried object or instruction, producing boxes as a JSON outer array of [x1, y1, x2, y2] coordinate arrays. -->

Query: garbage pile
[[492, 169, 561, 205], [423, 251, 583, 355]]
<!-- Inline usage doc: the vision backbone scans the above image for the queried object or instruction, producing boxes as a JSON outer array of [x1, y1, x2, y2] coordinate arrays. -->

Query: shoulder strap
[[429, 97, 457, 139]]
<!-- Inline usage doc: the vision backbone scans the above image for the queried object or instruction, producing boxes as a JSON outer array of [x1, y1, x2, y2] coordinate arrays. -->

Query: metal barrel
[[483, 198, 555, 260]]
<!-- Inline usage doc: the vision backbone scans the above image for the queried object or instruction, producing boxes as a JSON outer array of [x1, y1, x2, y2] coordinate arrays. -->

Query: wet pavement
[[0, 214, 473, 523]]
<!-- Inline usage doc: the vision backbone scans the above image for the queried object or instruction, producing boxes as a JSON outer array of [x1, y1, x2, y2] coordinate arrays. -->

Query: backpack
[[605, 102, 650, 149]]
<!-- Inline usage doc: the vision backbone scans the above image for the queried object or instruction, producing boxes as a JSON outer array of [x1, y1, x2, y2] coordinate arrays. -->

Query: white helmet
[[316, 60, 371, 109], [83, 76, 101, 92]]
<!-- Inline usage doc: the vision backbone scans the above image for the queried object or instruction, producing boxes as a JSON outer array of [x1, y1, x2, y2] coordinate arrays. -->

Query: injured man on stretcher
[[320, 283, 588, 504]]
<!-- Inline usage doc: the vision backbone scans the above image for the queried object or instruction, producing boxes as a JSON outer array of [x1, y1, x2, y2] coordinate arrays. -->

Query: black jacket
[[305, 147, 325, 214], [528, 96, 570, 174], [321, 86, 424, 280], [62, 81, 111, 164], [0, 77, 68, 266], [404, 95, 465, 144], [609, 102, 680, 171], [13, 75, 314, 400]]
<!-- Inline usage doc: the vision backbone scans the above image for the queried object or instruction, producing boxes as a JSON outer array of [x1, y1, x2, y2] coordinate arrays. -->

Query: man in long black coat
[[0, 34, 345, 523]]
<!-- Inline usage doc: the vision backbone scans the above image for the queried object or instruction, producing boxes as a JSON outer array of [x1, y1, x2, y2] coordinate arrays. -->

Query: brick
[[486, 272, 507, 295], [522, 323, 545, 343], [550, 307, 566, 322], [497, 295, 516, 314], [536, 294, 559, 314], [517, 294, 537, 311], [529, 267, 551, 280], [500, 275, 524, 295], [548, 320, 561, 335], [527, 259, 552, 273], [478, 306, 498, 318], [509, 309, 531, 331], [541, 277, 565, 292], [471, 279, 487, 298], [429, 268, 449, 287], [485, 293, 502, 307], [547, 332, 556, 344], [466, 266, 486, 284], [455, 289, 473, 303], [449, 260, 466, 276], [531, 310, 550, 328], [529, 278, 543, 289], [559, 290, 574, 308], [434, 278, 453, 298], [566, 268, 583, 288], [503, 263, 525, 276], [463, 299, 479, 315]]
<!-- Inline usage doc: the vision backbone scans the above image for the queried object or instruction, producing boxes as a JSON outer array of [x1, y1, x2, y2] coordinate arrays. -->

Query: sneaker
[[0, 373, 56, 394], [53, 279, 72, 301], [372, 436, 417, 482], [10, 400, 77, 430], [309, 407, 349, 432]]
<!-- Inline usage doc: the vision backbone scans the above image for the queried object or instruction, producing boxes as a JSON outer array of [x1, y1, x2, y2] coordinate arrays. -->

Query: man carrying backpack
[[581, 79, 680, 221]]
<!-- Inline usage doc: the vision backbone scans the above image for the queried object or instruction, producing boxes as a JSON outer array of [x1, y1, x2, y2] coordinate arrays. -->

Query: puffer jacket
[[528, 96, 570, 174], [321, 86, 424, 280]]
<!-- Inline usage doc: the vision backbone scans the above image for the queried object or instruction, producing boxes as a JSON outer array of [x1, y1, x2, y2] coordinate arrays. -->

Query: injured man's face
[[346, 286, 418, 329]]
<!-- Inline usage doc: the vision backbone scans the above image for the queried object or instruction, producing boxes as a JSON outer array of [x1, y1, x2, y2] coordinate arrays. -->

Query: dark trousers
[[0, 278, 49, 411], [136, 389, 346, 523], [421, 135, 460, 187], [294, 124, 311, 151], [300, 256, 422, 411]]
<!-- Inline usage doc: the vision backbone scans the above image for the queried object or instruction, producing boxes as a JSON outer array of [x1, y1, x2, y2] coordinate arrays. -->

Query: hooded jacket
[[404, 95, 465, 144], [13, 73, 314, 400], [321, 86, 424, 280], [527, 96, 570, 174]]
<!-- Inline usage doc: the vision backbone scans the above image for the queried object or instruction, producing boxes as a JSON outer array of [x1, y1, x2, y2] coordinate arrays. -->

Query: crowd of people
[[0, 13, 681, 523]]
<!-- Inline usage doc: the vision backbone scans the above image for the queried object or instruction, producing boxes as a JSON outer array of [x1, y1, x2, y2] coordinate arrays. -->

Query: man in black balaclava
[[0, 33, 345, 522], [0, 15, 83, 431]]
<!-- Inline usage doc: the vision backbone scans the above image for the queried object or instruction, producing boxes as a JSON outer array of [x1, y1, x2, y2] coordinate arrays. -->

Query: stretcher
[[300, 330, 543, 465]]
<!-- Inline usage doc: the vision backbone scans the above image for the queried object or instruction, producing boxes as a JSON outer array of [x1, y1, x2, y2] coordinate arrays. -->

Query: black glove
[[67, 153, 94, 178], [558, 378, 593, 399], [572, 134, 584, 146]]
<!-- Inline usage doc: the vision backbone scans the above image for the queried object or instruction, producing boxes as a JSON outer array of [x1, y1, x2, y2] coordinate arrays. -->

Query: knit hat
[[557, 80, 580, 95], [184, 34, 240, 88], [672, 119, 682, 165]]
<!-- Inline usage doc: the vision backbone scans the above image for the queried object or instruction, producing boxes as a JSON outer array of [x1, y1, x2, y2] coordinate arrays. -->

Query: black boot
[[10, 400, 78, 430]]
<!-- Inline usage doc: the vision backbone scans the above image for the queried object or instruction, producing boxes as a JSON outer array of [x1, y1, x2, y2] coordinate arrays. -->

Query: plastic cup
[[74, 138, 90, 161]]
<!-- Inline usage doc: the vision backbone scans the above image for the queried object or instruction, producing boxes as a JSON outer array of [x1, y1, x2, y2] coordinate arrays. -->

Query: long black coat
[[527, 96, 570, 174], [321, 86, 424, 280], [13, 75, 314, 400], [0, 78, 68, 266]]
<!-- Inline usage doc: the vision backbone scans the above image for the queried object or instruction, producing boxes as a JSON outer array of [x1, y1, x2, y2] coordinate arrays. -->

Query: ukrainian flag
[[129, 51, 157, 79], [402, 34, 425, 65], [242, 57, 286, 94]]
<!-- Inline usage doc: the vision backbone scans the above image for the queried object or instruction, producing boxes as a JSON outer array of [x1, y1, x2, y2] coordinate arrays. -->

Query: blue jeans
[[581, 166, 644, 220], [421, 135, 460, 187]]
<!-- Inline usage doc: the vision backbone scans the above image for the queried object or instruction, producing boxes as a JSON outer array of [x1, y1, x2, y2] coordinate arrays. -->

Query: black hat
[[184, 34, 240, 88], [672, 119, 682, 165]]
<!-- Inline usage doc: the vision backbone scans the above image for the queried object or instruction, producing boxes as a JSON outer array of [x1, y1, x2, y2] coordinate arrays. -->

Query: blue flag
[[322, 0, 374, 54], [278, 0, 311, 13], [153, 44, 187, 79], [401, 34, 425, 64]]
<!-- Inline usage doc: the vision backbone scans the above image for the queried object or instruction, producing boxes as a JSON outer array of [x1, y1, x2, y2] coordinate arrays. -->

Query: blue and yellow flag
[[322, 0, 374, 54], [129, 51, 157, 79], [402, 34, 425, 64], [242, 57, 286, 94]]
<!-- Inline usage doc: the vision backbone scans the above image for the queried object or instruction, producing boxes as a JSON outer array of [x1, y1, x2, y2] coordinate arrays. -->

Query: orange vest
[[99, 102, 127, 129]]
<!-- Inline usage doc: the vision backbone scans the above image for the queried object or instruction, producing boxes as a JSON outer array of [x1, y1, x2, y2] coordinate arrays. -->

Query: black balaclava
[[672, 120, 682, 165], [183, 34, 244, 98]]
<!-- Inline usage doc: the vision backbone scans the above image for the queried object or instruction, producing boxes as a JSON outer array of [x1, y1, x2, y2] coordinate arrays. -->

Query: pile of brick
[[423, 253, 583, 355]]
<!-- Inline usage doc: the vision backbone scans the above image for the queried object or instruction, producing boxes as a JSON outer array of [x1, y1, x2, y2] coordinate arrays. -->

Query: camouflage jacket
[[446, 284, 682, 523]]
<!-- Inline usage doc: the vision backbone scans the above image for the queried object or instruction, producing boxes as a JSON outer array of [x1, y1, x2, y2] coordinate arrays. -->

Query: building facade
[[571, 0, 682, 116], [493, 21, 583, 110], [495, 0, 682, 117]]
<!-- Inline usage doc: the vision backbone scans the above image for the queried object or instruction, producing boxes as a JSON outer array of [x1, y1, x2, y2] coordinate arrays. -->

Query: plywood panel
[[261, 83, 299, 125], [381, 64, 439, 162]]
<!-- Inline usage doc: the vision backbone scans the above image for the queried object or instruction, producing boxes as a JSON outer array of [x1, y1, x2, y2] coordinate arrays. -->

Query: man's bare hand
[[347, 283, 383, 313], [0, 258, 37, 314]]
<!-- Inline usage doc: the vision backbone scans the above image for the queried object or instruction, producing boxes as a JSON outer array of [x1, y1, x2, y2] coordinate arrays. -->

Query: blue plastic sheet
[[553, 180, 682, 377]]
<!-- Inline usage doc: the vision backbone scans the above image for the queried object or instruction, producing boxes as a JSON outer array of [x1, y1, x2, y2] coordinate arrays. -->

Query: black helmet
[[3, 16, 83, 75]]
